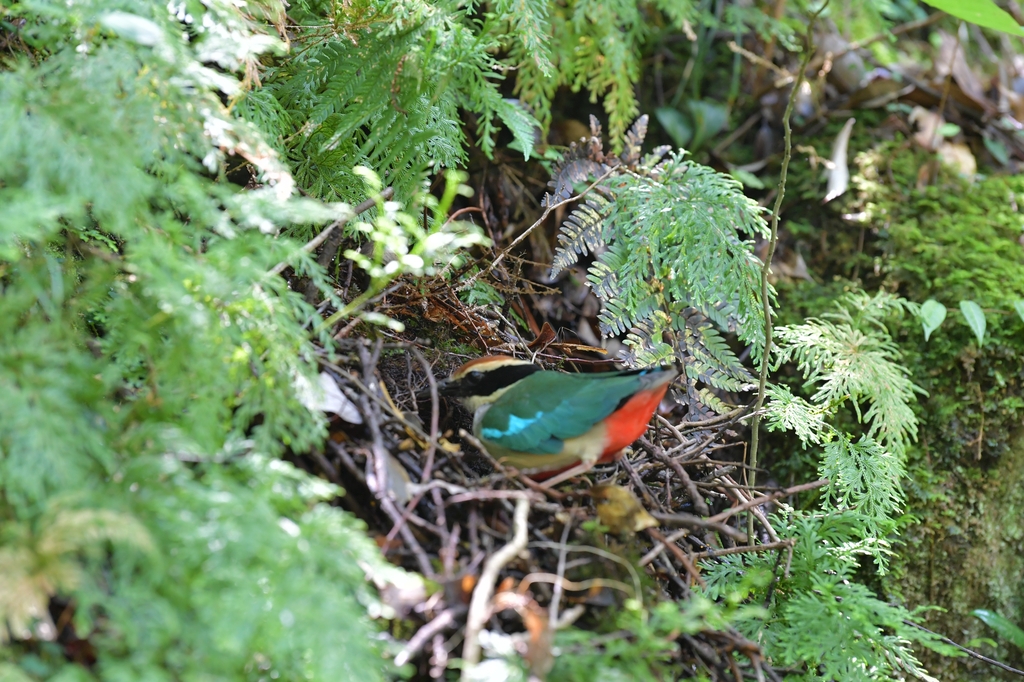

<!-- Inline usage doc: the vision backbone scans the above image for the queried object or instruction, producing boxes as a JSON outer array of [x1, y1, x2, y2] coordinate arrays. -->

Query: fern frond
[[618, 113, 649, 167], [763, 384, 833, 446], [774, 302, 924, 457], [820, 434, 906, 531]]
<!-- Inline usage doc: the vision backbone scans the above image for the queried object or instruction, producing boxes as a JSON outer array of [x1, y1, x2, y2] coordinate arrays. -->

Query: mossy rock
[[774, 137, 1024, 679]]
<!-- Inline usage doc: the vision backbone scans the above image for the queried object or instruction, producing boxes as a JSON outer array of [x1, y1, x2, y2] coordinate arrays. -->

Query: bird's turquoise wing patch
[[478, 370, 662, 454]]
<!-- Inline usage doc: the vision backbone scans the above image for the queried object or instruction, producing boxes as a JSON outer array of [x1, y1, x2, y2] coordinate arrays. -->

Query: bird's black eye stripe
[[465, 363, 540, 395]]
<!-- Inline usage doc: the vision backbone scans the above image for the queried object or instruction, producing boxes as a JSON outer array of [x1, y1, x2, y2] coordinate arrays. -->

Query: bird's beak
[[417, 378, 454, 402]]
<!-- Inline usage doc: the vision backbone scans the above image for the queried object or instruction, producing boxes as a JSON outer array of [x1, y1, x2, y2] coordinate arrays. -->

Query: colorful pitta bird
[[437, 356, 678, 487]]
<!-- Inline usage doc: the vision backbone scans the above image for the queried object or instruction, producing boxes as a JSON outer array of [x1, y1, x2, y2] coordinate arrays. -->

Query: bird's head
[[436, 355, 540, 412]]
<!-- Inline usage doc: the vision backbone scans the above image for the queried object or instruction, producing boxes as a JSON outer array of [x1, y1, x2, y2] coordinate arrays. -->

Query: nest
[[292, 337, 825, 681]]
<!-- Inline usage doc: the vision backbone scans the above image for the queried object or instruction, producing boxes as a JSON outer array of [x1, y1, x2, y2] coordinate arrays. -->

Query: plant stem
[[747, 1, 827, 540]]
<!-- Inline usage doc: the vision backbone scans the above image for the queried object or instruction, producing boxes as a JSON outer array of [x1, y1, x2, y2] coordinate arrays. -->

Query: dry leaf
[[294, 371, 363, 424], [909, 106, 943, 151], [591, 484, 658, 535], [824, 118, 856, 203]]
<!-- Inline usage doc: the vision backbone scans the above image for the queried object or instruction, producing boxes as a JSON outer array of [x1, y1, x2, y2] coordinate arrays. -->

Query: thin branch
[[691, 539, 795, 561], [808, 11, 946, 74], [646, 527, 705, 588], [652, 511, 749, 543], [461, 498, 530, 677], [707, 479, 829, 524], [901, 620, 1024, 677], [268, 188, 393, 278], [747, 1, 827, 538], [394, 606, 466, 668], [456, 165, 617, 291]]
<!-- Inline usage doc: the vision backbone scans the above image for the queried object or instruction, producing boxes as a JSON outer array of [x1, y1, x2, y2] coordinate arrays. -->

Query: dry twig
[[461, 498, 530, 678]]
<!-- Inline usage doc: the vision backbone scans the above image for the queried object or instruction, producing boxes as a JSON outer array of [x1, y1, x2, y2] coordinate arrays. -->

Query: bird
[[436, 355, 678, 487]]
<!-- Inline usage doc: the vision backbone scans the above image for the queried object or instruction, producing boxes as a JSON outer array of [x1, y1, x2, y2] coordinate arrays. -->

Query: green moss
[[773, 138, 1024, 679]]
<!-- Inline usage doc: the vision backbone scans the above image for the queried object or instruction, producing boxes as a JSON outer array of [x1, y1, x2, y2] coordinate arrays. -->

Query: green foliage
[[549, 119, 766, 413], [767, 292, 924, 538], [551, 597, 761, 681], [852, 143, 1024, 463], [919, 299, 947, 341], [321, 167, 487, 330], [244, 0, 543, 204], [0, 1, 429, 678], [702, 511, 956, 681], [958, 300, 986, 345], [973, 609, 1024, 650], [920, 0, 1024, 36], [773, 291, 923, 459]]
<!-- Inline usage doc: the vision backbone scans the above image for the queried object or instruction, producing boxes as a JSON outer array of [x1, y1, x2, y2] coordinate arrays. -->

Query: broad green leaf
[[983, 135, 1010, 166], [920, 0, 1024, 36], [973, 609, 1024, 650], [1014, 300, 1024, 324], [730, 168, 765, 189], [919, 299, 946, 341], [688, 99, 729, 151], [959, 300, 986, 345], [655, 107, 692, 148]]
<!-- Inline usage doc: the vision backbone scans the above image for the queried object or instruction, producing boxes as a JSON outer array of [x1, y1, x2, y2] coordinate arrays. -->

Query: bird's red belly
[[598, 384, 671, 459], [528, 384, 669, 479]]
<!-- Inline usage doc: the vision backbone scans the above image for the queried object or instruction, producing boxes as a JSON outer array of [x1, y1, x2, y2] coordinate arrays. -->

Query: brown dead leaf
[[591, 484, 659, 535], [938, 30, 997, 116]]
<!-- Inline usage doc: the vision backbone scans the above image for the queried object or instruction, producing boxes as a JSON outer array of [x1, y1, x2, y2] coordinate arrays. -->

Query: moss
[[893, 432, 1024, 679], [771, 135, 1024, 679]]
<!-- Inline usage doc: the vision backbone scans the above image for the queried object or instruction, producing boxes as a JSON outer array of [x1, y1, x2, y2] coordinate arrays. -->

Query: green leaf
[[655, 107, 692, 148], [730, 168, 766, 189], [972, 609, 1024, 650], [959, 300, 986, 345], [99, 12, 166, 47], [983, 135, 1010, 166], [1013, 300, 1024, 324], [920, 0, 1024, 36], [687, 99, 729, 151], [919, 299, 946, 341]]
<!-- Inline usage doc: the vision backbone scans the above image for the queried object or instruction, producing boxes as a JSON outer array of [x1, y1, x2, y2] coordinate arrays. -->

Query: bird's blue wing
[[478, 371, 658, 454]]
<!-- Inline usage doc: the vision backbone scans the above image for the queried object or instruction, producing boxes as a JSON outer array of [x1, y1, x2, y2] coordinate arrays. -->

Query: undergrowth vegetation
[[2, 0, 1021, 680]]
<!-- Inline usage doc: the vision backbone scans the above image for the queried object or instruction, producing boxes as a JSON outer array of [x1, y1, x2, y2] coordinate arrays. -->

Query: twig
[[518, 573, 636, 601], [707, 479, 828, 524], [446, 490, 542, 505], [456, 166, 617, 291], [727, 41, 792, 83], [747, 2, 827, 539], [409, 346, 439, 482], [268, 188, 393, 278], [808, 11, 946, 74], [930, 24, 962, 152], [356, 342, 435, 577], [549, 510, 575, 628], [646, 527, 706, 588], [394, 606, 466, 667], [691, 539, 795, 561], [901, 620, 1024, 677], [652, 512, 749, 543], [639, 528, 689, 567], [461, 498, 530, 678], [529, 541, 642, 606]]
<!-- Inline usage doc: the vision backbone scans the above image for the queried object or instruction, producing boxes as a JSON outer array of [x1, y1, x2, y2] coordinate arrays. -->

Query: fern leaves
[[767, 292, 925, 533], [549, 116, 767, 414]]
